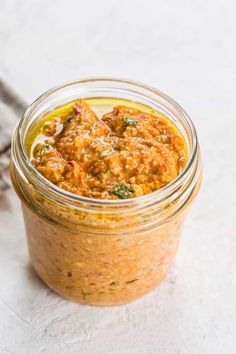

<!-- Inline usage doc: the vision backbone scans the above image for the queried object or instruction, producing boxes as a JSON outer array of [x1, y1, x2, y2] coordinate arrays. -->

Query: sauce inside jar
[[10, 84, 202, 306], [27, 97, 187, 200]]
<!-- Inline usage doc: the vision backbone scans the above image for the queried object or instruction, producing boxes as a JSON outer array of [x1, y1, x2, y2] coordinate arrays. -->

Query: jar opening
[[14, 77, 199, 209]]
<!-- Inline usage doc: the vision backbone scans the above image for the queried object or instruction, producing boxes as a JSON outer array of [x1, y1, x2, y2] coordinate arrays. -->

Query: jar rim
[[15, 77, 198, 207]]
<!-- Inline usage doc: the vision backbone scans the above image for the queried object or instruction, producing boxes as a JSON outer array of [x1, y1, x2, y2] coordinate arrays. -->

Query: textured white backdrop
[[0, 0, 236, 353]]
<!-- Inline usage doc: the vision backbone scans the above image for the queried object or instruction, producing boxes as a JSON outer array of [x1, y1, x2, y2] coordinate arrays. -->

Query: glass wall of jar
[[10, 78, 202, 306]]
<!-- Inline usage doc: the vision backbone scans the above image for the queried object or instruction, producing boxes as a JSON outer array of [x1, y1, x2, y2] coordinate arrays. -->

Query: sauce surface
[[30, 98, 187, 199]]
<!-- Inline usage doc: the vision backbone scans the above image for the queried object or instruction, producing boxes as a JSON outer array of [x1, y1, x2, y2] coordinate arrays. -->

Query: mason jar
[[10, 78, 202, 306]]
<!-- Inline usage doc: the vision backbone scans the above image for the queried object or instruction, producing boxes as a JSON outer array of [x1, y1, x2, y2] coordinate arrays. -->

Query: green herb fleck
[[156, 134, 169, 143], [66, 285, 73, 290], [34, 144, 50, 155], [110, 182, 133, 199], [81, 291, 92, 299], [126, 279, 138, 284], [65, 117, 73, 126], [123, 117, 138, 127], [179, 156, 186, 165], [109, 281, 119, 286]]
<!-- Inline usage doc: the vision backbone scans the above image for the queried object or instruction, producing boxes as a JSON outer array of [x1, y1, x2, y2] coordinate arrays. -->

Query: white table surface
[[0, 1, 236, 353]]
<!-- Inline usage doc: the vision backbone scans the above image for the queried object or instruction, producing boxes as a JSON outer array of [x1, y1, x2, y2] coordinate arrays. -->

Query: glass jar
[[10, 78, 202, 306]]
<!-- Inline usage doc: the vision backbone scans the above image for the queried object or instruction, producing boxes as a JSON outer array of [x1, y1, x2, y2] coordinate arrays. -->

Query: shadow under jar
[[10, 78, 202, 306]]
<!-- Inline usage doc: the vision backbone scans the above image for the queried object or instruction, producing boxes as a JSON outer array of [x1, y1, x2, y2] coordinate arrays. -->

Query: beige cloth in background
[[0, 101, 18, 191], [0, 80, 26, 192]]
